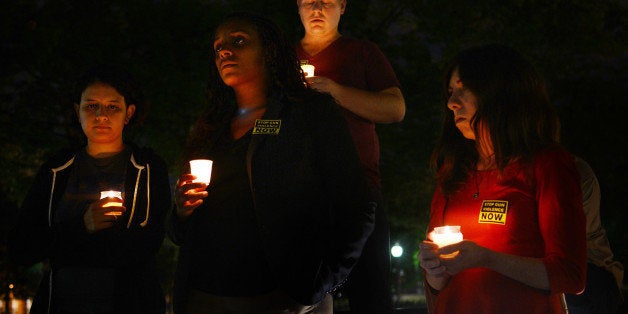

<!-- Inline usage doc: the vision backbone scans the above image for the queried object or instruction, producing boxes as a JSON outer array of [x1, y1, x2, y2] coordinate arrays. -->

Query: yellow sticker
[[478, 200, 508, 225], [252, 119, 281, 135]]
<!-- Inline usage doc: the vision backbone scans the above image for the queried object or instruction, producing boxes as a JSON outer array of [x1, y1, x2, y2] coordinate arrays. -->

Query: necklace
[[474, 154, 495, 199], [237, 105, 266, 116], [473, 170, 480, 199]]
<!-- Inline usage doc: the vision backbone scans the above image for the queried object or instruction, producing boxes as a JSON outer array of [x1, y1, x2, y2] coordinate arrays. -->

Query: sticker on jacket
[[253, 119, 281, 135], [478, 200, 508, 225]]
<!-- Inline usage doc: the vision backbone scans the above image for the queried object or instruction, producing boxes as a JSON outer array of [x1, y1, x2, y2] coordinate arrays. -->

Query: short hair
[[73, 64, 147, 126]]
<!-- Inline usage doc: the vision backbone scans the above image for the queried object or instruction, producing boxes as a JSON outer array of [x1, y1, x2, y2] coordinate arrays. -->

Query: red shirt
[[428, 146, 587, 313], [296, 36, 401, 189]]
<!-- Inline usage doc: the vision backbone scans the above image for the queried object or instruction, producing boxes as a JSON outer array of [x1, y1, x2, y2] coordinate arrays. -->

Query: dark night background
[[1, 0, 626, 310]]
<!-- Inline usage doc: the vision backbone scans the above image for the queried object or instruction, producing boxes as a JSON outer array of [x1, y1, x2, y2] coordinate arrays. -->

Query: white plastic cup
[[100, 190, 123, 215], [189, 159, 213, 184], [300, 64, 315, 78]]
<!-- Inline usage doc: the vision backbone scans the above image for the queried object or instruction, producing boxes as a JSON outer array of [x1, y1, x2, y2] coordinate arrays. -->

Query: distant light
[[8, 283, 14, 289], [391, 243, 403, 258]]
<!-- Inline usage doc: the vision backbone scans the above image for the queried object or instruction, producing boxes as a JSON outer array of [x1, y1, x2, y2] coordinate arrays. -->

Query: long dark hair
[[431, 44, 561, 197], [184, 11, 314, 160]]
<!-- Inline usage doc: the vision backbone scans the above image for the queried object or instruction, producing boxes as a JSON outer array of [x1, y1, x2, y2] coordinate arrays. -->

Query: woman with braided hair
[[169, 12, 374, 313]]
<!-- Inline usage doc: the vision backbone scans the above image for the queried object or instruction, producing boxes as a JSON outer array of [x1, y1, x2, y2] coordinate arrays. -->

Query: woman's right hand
[[419, 241, 447, 276], [174, 173, 208, 220], [419, 240, 450, 291], [84, 197, 126, 233]]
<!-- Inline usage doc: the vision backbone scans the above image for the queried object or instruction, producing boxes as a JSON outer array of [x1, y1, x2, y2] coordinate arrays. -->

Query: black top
[[8, 143, 170, 314], [53, 148, 130, 311], [188, 131, 276, 295], [170, 94, 375, 308]]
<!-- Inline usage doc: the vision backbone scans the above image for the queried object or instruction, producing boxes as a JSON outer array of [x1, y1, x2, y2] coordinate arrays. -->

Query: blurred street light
[[391, 242, 404, 307], [391, 243, 403, 258]]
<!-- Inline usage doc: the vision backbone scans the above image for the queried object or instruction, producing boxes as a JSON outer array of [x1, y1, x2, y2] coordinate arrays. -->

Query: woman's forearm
[[484, 250, 550, 290]]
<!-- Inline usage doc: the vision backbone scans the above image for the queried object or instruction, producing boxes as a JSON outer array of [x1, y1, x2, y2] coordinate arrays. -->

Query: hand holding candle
[[175, 160, 213, 220], [431, 225, 463, 258], [100, 190, 124, 216]]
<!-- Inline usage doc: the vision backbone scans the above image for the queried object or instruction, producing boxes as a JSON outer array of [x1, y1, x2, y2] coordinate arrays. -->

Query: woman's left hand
[[438, 240, 489, 275]]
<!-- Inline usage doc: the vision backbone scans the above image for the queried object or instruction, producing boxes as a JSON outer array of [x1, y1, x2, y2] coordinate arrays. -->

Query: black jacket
[[8, 143, 171, 314], [170, 93, 375, 309]]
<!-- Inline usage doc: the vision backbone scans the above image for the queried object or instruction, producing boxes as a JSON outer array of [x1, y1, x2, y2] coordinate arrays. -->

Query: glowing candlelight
[[100, 190, 123, 215], [189, 159, 213, 184], [431, 225, 463, 258], [300, 64, 315, 78]]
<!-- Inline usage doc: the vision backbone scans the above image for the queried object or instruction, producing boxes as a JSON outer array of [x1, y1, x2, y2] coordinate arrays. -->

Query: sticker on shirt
[[252, 119, 281, 135], [478, 200, 508, 225]]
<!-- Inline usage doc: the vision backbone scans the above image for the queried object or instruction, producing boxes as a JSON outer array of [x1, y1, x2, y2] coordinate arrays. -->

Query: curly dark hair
[[183, 11, 314, 161], [431, 44, 561, 197]]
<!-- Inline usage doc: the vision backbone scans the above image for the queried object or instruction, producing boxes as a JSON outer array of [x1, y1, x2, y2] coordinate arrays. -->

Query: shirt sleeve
[[536, 148, 587, 294], [362, 41, 402, 92], [8, 163, 55, 265], [573, 156, 624, 286]]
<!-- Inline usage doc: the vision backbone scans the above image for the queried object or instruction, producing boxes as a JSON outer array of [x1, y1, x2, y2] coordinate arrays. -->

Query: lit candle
[[100, 190, 123, 215], [189, 159, 213, 184], [431, 225, 463, 258], [300, 64, 315, 78]]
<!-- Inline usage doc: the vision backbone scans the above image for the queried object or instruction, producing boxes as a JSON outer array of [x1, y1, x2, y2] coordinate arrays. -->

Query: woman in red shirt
[[419, 44, 587, 313]]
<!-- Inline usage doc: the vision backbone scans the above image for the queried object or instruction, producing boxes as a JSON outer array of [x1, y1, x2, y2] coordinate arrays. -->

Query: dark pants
[[185, 289, 333, 314], [344, 191, 394, 313], [565, 262, 623, 314]]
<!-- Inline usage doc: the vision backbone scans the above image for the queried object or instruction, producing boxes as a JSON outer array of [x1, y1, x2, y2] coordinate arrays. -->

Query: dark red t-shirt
[[296, 36, 401, 190]]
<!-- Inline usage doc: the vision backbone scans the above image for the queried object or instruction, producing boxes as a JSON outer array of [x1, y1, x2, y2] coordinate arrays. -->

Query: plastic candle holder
[[189, 159, 213, 185], [431, 225, 463, 258], [300, 64, 315, 78], [100, 190, 123, 215]]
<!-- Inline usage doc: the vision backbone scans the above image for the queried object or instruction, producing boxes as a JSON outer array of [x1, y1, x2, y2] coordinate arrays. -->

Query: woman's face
[[75, 82, 135, 147], [447, 69, 479, 140], [213, 20, 266, 89]]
